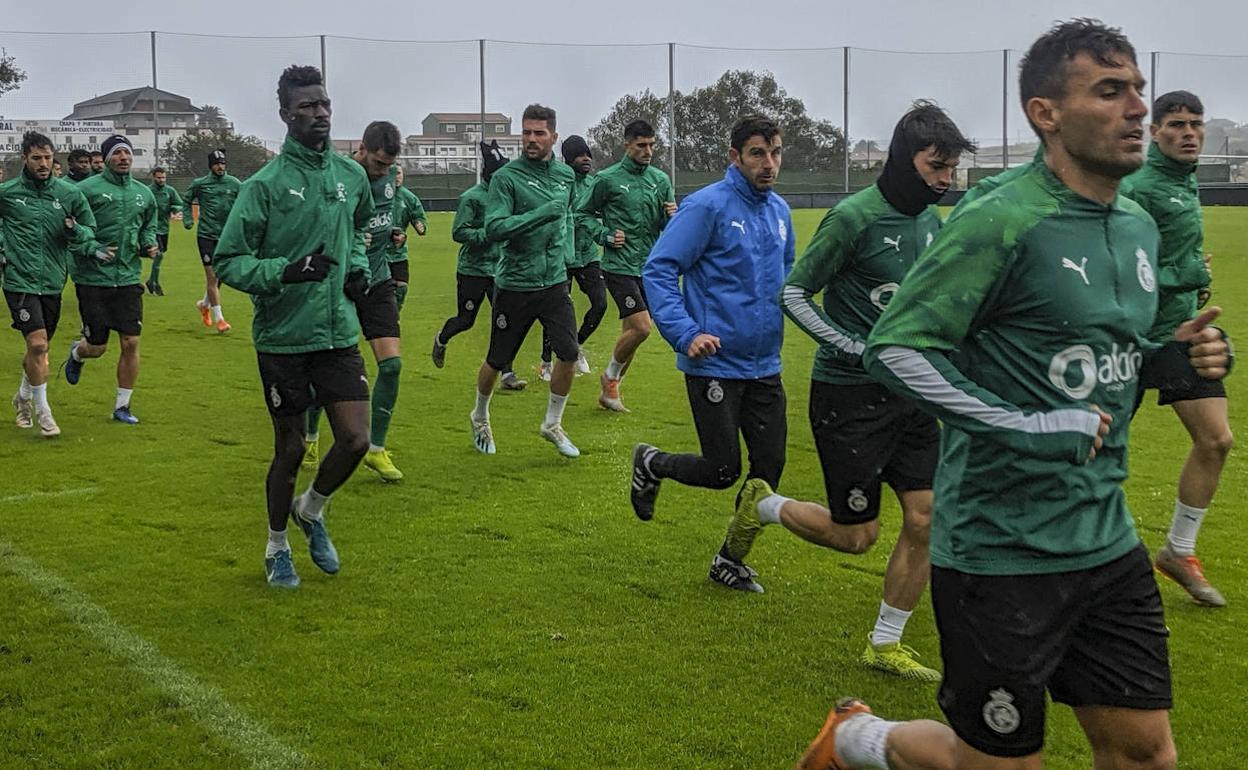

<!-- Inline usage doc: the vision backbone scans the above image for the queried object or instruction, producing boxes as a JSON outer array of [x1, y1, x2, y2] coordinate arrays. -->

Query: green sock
[[395, 283, 408, 312], [305, 406, 322, 439], [370, 356, 402, 448], [149, 254, 163, 284]]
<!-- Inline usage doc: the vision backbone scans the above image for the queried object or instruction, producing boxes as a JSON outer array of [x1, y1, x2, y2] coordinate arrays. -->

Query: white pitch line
[[0, 541, 310, 770], [0, 487, 98, 505]]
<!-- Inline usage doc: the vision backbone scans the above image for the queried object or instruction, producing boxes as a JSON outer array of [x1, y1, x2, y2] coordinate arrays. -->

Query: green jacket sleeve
[[483, 174, 563, 242], [404, 189, 427, 228], [182, 180, 199, 229], [780, 206, 864, 364], [577, 176, 613, 245], [168, 186, 185, 216], [452, 196, 487, 246], [350, 180, 373, 282], [139, 191, 158, 249], [65, 189, 98, 257], [863, 207, 1101, 465], [213, 184, 286, 296]]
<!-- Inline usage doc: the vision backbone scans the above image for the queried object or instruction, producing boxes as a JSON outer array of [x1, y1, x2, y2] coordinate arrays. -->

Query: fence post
[[843, 47, 850, 192], [1150, 51, 1157, 110], [668, 42, 677, 191], [478, 39, 486, 184], [320, 35, 327, 84], [150, 31, 160, 168], [1002, 48, 1009, 169]]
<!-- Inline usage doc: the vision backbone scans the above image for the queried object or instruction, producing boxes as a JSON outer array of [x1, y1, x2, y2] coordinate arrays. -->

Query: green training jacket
[[148, 181, 184, 236], [0, 170, 98, 295], [452, 181, 500, 279], [73, 168, 158, 288], [214, 135, 374, 355], [947, 146, 1044, 221], [359, 164, 396, 286], [1119, 142, 1209, 342], [387, 186, 427, 263], [567, 170, 600, 269], [864, 162, 1162, 577], [484, 155, 576, 291], [183, 172, 242, 240], [782, 185, 941, 386], [579, 155, 674, 276]]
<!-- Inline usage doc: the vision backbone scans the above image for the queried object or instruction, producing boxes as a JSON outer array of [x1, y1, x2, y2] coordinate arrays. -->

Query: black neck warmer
[[876, 122, 945, 216]]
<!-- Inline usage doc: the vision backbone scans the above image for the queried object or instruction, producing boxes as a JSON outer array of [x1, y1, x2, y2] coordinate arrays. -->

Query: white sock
[[472, 389, 492, 422], [211, 305, 224, 322], [70, 341, 82, 362], [368, 443, 384, 453], [836, 713, 897, 770], [31, 383, 49, 413], [266, 528, 289, 558], [605, 357, 624, 381], [305, 432, 319, 444], [201, 292, 209, 306], [300, 486, 329, 520], [757, 493, 790, 525], [1167, 500, 1207, 556], [544, 392, 568, 428], [115, 387, 133, 410], [870, 601, 913, 647], [19, 372, 32, 399]]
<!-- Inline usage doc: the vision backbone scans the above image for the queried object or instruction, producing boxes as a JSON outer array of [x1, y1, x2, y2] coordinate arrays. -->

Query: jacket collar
[[20, 168, 52, 191], [725, 164, 770, 205], [101, 167, 130, 187], [1145, 141, 1197, 181], [282, 134, 333, 169], [519, 153, 554, 173], [621, 155, 647, 175]]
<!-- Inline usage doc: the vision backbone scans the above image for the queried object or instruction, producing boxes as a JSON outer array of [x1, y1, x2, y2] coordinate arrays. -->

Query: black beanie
[[100, 134, 133, 164], [561, 135, 591, 164], [208, 149, 226, 166], [480, 141, 507, 182]]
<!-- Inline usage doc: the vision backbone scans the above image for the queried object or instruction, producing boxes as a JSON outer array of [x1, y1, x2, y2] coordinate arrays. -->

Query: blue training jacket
[[643, 164, 795, 380]]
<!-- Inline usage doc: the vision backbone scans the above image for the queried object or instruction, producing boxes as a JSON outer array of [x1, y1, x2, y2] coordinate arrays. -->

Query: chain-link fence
[[2, 33, 1246, 201]]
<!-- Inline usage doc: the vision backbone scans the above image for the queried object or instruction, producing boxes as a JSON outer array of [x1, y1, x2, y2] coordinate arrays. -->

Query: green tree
[[0, 47, 26, 98], [197, 104, 230, 130], [165, 128, 271, 178], [588, 70, 844, 173]]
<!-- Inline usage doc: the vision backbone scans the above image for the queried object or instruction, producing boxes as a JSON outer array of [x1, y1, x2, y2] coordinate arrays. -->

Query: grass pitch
[[1, 208, 1246, 768]]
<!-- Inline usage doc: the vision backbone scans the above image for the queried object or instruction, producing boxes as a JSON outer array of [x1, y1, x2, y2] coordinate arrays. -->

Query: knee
[[901, 508, 932, 546], [119, 337, 140, 354], [378, 356, 402, 380], [840, 530, 878, 554], [27, 340, 49, 358], [274, 434, 305, 467], [1196, 428, 1233, 458], [1121, 740, 1177, 770], [340, 427, 370, 458]]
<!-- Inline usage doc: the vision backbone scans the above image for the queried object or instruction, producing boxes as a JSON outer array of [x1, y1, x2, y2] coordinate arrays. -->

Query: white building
[[62, 87, 207, 170], [402, 112, 525, 174]]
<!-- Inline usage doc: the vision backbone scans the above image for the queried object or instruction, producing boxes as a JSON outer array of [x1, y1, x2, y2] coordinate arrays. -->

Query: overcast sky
[[3, 0, 1247, 151]]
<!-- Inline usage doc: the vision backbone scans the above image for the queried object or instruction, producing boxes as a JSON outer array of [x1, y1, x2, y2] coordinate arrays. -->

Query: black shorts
[[197, 236, 218, 266], [155, 234, 169, 254], [684, 374, 788, 490], [568, 262, 606, 293], [809, 381, 938, 524], [486, 284, 577, 371], [5, 291, 62, 339], [389, 259, 409, 284], [457, 273, 495, 314], [357, 279, 400, 341], [1137, 339, 1226, 407], [604, 270, 648, 319], [933, 543, 1171, 757], [257, 347, 370, 418], [75, 283, 143, 344]]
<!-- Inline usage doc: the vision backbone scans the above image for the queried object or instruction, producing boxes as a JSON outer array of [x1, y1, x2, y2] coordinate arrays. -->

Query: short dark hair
[[68, 148, 90, 163], [730, 115, 782, 154], [21, 131, 54, 155], [362, 120, 401, 156], [1152, 90, 1204, 122], [521, 104, 556, 131], [278, 65, 324, 109], [624, 119, 655, 141], [896, 100, 977, 158], [1019, 19, 1138, 140], [90, 150, 103, 159], [152, 166, 166, 174]]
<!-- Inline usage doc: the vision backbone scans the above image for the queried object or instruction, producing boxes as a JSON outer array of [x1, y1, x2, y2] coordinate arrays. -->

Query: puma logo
[[101, 193, 113, 202], [1169, 197, 1185, 207], [13, 198, 25, 206], [619, 184, 631, 192], [730, 220, 746, 234], [300, 256, 316, 272], [883, 235, 901, 251], [526, 181, 541, 188], [1062, 257, 1090, 285], [288, 187, 306, 201]]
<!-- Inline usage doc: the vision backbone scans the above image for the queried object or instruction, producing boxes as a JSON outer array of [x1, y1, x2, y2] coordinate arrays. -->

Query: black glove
[[343, 269, 369, 304], [281, 246, 334, 284]]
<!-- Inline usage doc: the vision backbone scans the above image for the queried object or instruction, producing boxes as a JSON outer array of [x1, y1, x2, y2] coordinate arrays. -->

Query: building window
[[444, 124, 456, 133], [126, 128, 140, 135], [495, 124, 505, 133], [159, 128, 169, 135]]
